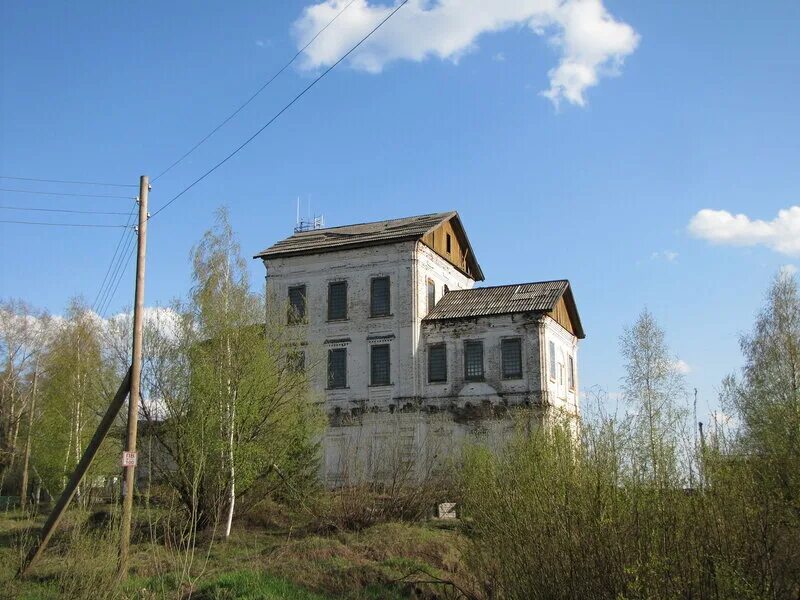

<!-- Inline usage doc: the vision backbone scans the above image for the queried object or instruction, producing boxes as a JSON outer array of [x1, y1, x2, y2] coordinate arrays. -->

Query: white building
[[254, 212, 585, 484]]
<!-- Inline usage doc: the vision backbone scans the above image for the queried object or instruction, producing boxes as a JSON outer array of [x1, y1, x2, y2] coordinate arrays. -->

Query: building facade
[[255, 212, 584, 485]]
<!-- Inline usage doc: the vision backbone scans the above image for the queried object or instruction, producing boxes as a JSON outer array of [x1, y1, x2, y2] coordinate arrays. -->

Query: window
[[287, 350, 305, 373], [327, 281, 347, 321], [426, 279, 436, 314], [501, 338, 523, 379], [548, 340, 557, 380], [446, 233, 452, 254], [370, 344, 390, 386], [370, 276, 390, 317], [428, 343, 447, 383], [568, 355, 575, 390], [464, 340, 484, 381], [288, 285, 306, 324], [327, 348, 347, 389]]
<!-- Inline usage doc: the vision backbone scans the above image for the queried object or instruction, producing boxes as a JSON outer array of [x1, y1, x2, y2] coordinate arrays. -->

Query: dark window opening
[[428, 343, 447, 383], [287, 350, 305, 373], [427, 280, 436, 314], [568, 355, 576, 389], [446, 233, 452, 254], [328, 348, 347, 389], [370, 276, 390, 317], [288, 285, 306, 324], [370, 344, 391, 386], [327, 281, 348, 321], [501, 338, 523, 379], [464, 340, 484, 381]]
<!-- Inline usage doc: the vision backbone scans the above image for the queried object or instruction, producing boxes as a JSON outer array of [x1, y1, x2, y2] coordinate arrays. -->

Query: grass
[[0, 506, 469, 600]]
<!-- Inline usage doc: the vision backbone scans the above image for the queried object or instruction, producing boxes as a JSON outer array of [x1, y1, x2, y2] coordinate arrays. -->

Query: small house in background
[[254, 211, 585, 485]]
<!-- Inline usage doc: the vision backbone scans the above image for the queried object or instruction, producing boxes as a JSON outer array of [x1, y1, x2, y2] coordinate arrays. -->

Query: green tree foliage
[[32, 300, 118, 501], [142, 208, 322, 531], [463, 283, 800, 600]]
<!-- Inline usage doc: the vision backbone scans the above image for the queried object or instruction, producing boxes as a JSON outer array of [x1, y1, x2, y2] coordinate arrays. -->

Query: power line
[[98, 231, 137, 317], [0, 175, 137, 188], [96, 228, 136, 315], [0, 187, 136, 200], [0, 205, 130, 216], [149, 0, 408, 220], [92, 202, 139, 312], [0, 219, 130, 228], [152, 0, 358, 183]]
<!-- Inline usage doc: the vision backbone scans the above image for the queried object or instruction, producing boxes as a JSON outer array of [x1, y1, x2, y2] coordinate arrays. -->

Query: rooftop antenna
[[293, 195, 325, 233]]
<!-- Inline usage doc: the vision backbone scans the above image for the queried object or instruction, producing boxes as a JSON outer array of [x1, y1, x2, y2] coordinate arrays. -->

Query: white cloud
[[688, 206, 800, 257], [493, 51, 506, 62], [673, 359, 691, 375], [780, 264, 798, 277], [651, 250, 679, 263], [293, 0, 640, 107]]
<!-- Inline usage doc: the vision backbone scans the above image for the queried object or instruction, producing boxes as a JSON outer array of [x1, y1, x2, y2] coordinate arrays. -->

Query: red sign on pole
[[121, 451, 138, 467]]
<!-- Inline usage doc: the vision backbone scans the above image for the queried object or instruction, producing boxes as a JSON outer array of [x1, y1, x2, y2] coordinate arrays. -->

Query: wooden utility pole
[[118, 174, 149, 576], [19, 359, 38, 510], [18, 370, 132, 576]]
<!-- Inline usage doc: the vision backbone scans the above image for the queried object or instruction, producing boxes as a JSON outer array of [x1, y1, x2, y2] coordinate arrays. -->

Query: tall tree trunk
[[19, 361, 38, 509]]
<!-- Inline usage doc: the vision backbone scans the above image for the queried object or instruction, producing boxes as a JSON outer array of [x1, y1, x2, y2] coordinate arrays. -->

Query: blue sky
[[2, 1, 799, 417]]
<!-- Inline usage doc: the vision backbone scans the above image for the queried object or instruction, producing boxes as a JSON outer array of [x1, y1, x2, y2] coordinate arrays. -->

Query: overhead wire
[[96, 226, 137, 316], [0, 175, 137, 188], [0, 219, 130, 228], [152, 0, 358, 183], [92, 201, 139, 313], [0, 187, 136, 200], [149, 0, 409, 220], [0, 205, 130, 216]]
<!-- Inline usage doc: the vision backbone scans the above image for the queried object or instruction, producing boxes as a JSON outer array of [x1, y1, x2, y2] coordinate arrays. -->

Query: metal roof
[[424, 279, 585, 338], [254, 212, 456, 259]]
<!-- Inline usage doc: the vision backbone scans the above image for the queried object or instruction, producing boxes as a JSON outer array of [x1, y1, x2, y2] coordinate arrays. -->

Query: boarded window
[[327, 281, 347, 321], [501, 338, 522, 379], [549, 341, 556, 380], [464, 340, 484, 381], [446, 233, 452, 253], [287, 350, 305, 373], [428, 343, 447, 383], [370, 344, 390, 386], [568, 355, 575, 389], [427, 280, 436, 314], [328, 348, 347, 389], [370, 276, 390, 317], [288, 285, 306, 324]]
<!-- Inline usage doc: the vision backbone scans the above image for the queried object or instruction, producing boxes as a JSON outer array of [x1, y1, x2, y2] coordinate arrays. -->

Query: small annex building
[[254, 211, 584, 485]]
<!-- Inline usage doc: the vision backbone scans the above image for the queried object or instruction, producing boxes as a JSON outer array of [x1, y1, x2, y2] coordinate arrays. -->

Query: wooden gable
[[421, 215, 484, 281], [546, 286, 585, 339]]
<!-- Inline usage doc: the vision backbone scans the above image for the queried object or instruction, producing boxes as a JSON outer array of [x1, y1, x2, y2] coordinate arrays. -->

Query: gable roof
[[423, 279, 585, 338], [254, 211, 484, 280]]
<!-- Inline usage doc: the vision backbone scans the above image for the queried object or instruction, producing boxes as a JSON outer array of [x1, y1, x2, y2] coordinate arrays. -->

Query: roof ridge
[[290, 211, 455, 236], [449, 279, 569, 293]]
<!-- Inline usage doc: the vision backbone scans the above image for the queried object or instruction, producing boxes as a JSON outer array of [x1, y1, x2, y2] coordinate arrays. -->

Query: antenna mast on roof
[[293, 195, 324, 233]]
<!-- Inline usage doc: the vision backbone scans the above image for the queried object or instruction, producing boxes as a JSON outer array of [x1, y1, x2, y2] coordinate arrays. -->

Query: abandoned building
[[254, 211, 585, 485]]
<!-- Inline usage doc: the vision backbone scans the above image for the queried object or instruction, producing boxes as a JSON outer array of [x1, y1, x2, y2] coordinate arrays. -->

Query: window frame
[[287, 349, 305, 374], [501, 338, 523, 379], [568, 354, 576, 390], [327, 348, 347, 389], [287, 284, 307, 325], [370, 344, 391, 387], [370, 276, 391, 318], [327, 280, 348, 321], [426, 279, 436, 314], [548, 340, 557, 381], [427, 343, 447, 383], [464, 340, 485, 382]]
